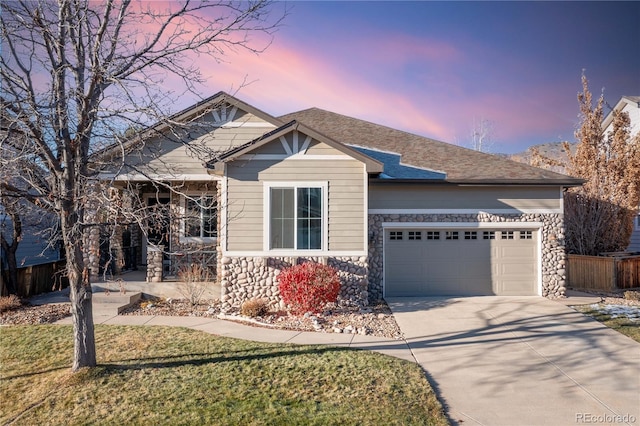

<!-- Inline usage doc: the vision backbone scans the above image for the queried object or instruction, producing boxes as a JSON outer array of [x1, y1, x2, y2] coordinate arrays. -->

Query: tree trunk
[[5, 249, 19, 296], [67, 245, 96, 371], [0, 207, 22, 296]]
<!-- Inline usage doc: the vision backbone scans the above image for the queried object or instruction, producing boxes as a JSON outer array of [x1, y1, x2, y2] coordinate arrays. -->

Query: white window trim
[[180, 193, 218, 244], [263, 181, 328, 252]]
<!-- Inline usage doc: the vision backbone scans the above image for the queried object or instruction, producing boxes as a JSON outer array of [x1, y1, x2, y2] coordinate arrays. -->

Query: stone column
[[146, 246, 164, 283]]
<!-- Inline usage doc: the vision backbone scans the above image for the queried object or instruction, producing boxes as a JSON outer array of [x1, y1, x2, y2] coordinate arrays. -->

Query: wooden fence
[[567, 254, 640, 291], [1, 260, 68, 298]]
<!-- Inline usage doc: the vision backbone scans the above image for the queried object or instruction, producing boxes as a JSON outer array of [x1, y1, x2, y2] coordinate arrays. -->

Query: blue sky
[[198, 1, 640, 153]]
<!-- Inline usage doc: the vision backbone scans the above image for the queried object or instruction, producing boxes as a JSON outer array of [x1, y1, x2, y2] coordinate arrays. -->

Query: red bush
[[277, 262, 341, 315]]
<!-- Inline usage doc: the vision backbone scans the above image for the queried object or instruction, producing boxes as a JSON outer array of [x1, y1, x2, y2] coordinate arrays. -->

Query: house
[[0, 210, 61, 268], [1, 207, 63, 296], [602, 95, 640, 252], [97, 92, 583, 310]]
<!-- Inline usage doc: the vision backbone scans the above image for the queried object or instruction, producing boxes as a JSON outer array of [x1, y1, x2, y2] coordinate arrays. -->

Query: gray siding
[[115, 111, 276, 177], [226, 157, 365, 252], [368, 184, 562, 211], [0, 216, 60, 267]]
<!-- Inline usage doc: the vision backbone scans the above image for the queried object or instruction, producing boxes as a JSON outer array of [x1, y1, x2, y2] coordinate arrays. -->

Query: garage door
[[384, 228, 538, 296]]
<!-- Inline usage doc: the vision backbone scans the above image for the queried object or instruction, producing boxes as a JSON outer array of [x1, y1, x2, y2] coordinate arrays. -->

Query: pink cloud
[[196, 40, 451, 139]]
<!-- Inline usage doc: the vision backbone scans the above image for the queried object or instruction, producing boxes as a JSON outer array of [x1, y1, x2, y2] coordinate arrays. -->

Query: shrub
[[177, 263, 211, 306], [277, 262, 340, 315], [0, 294, 22, 313], [240, 298, 270, 318], [624, 291, 640, 301]]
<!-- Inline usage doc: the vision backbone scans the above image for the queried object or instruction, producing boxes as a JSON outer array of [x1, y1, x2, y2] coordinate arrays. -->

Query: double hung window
[[184, 195, 217, 239], [269, 184, 325, 250]]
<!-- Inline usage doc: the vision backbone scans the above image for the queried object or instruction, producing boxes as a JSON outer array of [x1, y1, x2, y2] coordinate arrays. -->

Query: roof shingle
[[280, 108, 582, 185]]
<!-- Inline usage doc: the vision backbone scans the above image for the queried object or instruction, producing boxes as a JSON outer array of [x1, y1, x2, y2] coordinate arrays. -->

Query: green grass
[[574, 305, 640, 343], [1, 325, 448, 425]]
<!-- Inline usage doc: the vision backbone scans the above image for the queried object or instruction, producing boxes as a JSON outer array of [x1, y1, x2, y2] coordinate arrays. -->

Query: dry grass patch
[[574, 305, 640, 343], [1, 325, 447, 425]]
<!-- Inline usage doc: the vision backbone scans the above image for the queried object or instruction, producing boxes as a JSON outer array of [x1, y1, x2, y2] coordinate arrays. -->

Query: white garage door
[[384, 228, 538, 296]]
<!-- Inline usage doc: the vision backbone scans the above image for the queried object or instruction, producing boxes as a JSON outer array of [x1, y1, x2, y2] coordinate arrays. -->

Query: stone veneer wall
[[146, 247, 164, 282], [220, 256, 368, 312], [368, 213, 566, 301]]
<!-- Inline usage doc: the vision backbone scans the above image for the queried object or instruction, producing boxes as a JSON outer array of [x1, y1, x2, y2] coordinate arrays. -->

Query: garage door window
[[464, 231, 478, 240], [520, 230, 533, 240], [390, 231, 403, 240], [445, 231, 459, 240], [426, 231, 440, 240], [408, 231, 422, 240], [501, 231, 515, 240], [483, 231, 495, 240]]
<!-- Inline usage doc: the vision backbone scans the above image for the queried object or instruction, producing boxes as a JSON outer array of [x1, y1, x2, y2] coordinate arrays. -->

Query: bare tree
[[562, 74, 640, 255], [1, 0, 283, 371], [470, 118, 494, 152]]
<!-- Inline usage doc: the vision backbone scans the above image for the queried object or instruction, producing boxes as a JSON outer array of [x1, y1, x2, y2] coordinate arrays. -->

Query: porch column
[[146, 246, 164, 282]]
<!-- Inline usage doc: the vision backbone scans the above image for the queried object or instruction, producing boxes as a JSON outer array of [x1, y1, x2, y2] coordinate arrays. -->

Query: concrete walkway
[[30, 288, 639, 425], [387, 296, 640, 426], [51, 312, 415, 362]]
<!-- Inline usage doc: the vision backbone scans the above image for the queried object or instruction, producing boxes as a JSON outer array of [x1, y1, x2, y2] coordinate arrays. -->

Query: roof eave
[[370, 178, 585, 186]]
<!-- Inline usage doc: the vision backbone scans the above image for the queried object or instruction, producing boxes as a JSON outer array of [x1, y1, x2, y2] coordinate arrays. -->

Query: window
[[501, 231, 515, 240], [269, 185, 324, 250], [483, 231, 495, 240], [464, 231, 478, 240], [184, 195, 217, 239], [635, 214, 640, 231], [426, 231, 440, 240], [445, 231, 459, 240], [520, 230, 533, 240], [389, 231, 403, 241], [408, 231, 422, 240]]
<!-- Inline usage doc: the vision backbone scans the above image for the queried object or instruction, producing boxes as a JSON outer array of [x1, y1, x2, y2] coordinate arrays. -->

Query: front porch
[[92, 268, 221, 300]]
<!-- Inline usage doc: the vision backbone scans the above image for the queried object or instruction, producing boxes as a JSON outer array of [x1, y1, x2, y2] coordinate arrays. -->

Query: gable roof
[[95, 91, 283, 161], [602, 95, 640, 133], [210, 120, 384, 174], [279, 108, 583, 185]]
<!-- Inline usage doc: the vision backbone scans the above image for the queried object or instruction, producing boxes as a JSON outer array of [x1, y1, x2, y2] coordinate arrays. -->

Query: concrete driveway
[[387, 296, 640, 426]]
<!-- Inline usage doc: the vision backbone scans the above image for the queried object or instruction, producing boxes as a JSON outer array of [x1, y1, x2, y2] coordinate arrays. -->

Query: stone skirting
[[220, 256, 369, 312], [368, 213, 566, 300]]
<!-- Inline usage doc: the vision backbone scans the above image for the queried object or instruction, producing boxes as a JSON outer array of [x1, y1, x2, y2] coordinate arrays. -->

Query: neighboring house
[[602, 95, 640, 252], [0, 210, 61, 267], [97, 92, 583, 310]]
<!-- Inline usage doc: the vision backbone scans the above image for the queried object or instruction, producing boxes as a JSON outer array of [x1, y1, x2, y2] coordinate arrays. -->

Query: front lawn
[[1, 325, 447, 425], [574, 304, 640, 343]]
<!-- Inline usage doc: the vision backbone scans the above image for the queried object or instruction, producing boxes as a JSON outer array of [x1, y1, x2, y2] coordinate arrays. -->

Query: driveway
[[387, 296, 640, 426]]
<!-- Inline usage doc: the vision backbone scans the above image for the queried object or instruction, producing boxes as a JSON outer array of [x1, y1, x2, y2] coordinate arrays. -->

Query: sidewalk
[[32, 287, 604, 367], [52, 313, 415, 362]]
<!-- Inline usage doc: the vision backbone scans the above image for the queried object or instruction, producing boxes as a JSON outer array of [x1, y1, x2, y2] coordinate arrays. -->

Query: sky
[[190, 1, 640, 154]]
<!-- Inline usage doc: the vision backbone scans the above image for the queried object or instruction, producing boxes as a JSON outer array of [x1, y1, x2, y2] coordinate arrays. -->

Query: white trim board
[[369, 208, 562, 215], [237, 154, 353, 161], [222, 250, 368, 258], [381, 222, 544, 229], [220, 121, 277, 129], [103, 173, 219, 182]]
